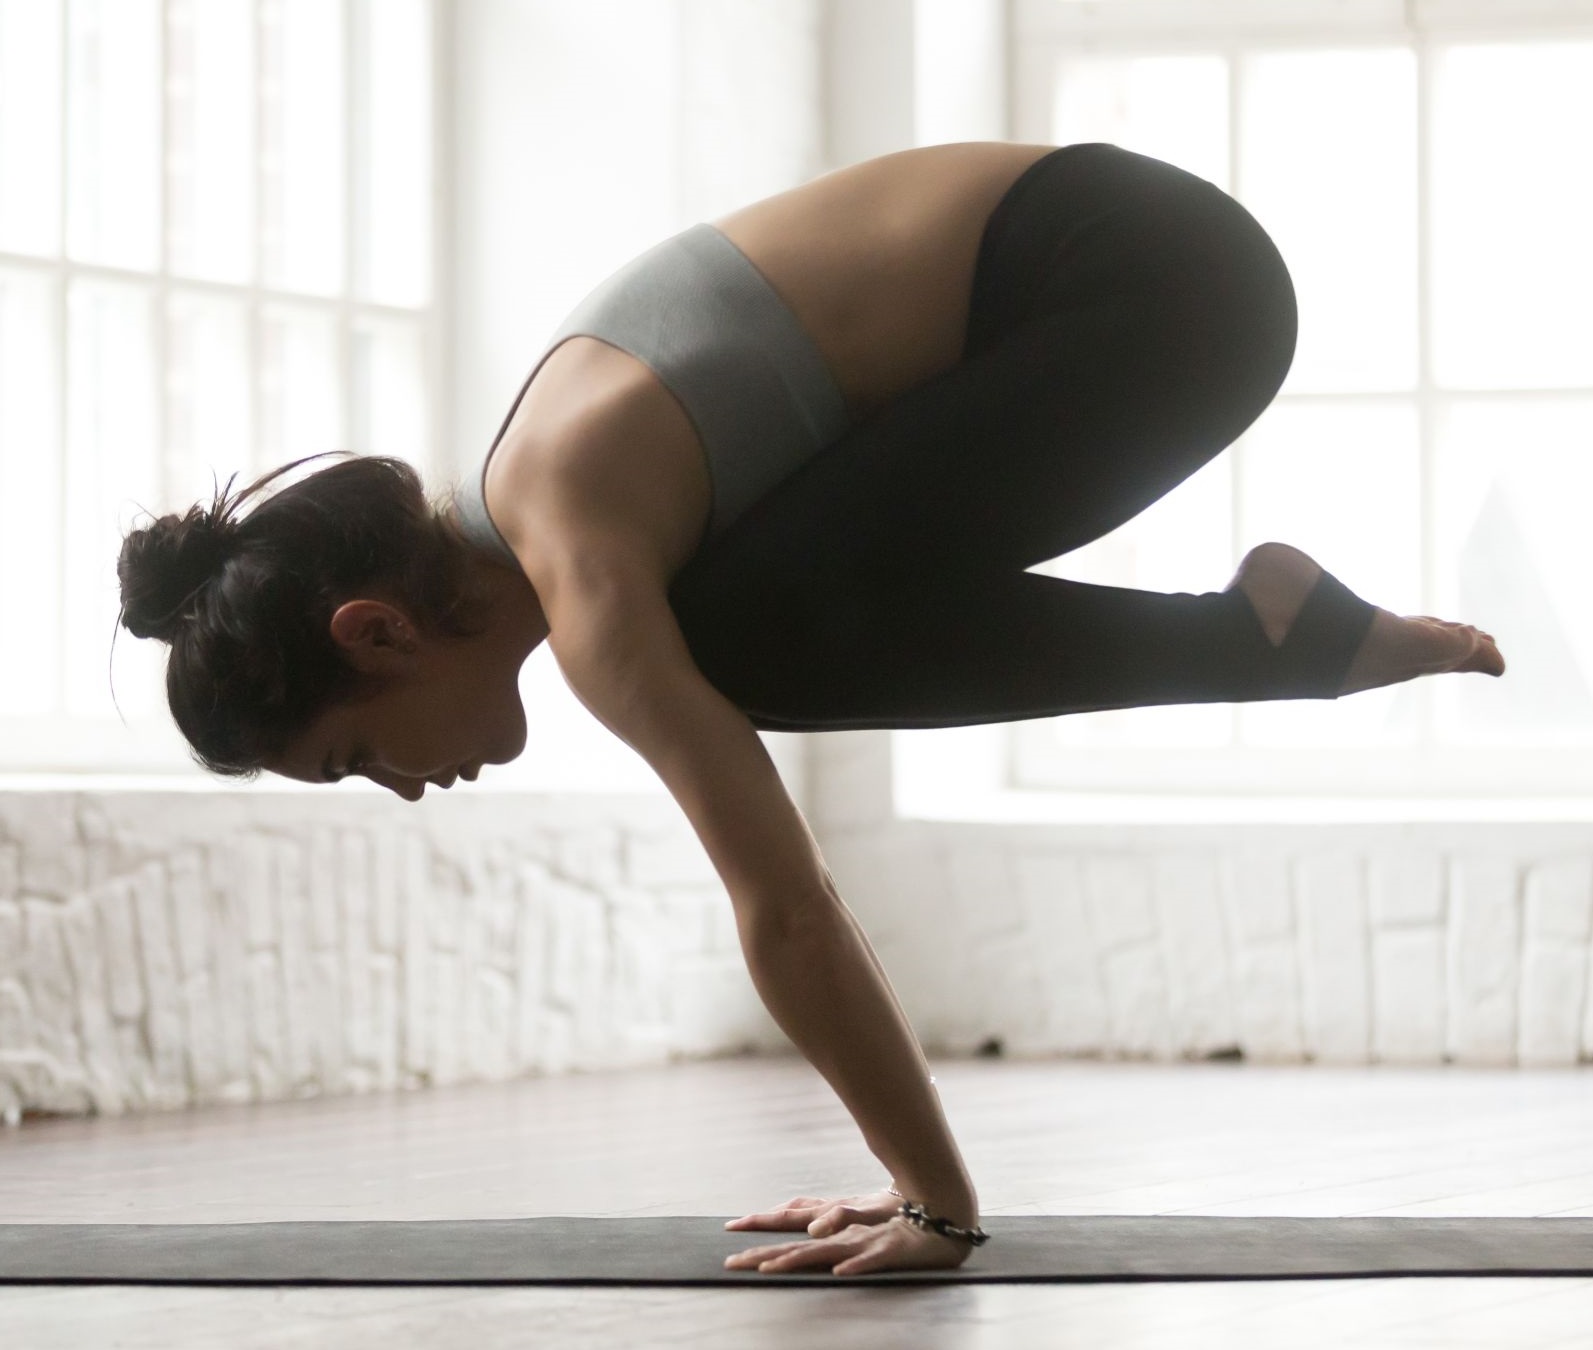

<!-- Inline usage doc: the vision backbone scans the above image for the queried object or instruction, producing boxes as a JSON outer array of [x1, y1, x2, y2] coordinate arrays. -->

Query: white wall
[[0, 787, 780, 1123], [809, 733, 1593, 1067]]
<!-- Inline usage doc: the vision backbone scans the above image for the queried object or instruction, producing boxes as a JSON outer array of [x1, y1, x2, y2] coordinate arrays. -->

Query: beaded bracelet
[[885, 1188, 991, 1247]]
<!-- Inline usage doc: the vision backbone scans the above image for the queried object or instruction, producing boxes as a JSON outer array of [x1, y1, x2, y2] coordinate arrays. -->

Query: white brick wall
[[0, 790, 782, 1123], [810, 730, 1593, 1072], [8, 737, 1593, 1122]]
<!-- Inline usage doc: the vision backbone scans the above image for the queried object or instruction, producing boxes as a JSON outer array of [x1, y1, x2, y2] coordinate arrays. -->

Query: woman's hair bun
[[118, 504, 234, 643]]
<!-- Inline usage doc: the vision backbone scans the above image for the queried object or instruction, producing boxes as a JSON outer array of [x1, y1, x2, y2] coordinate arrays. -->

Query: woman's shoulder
[[485, 341, 714, 583]]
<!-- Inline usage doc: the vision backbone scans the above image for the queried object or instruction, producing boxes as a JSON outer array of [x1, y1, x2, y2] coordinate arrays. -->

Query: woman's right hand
[[724, 1189, 903, 1238]]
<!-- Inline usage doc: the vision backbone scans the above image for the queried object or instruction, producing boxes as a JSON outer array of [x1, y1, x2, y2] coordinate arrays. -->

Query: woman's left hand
[[723, 1215, 975, 1277]]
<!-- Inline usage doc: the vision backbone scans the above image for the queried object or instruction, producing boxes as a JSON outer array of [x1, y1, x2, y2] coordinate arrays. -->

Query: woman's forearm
[[737, 885, 979, 1226]]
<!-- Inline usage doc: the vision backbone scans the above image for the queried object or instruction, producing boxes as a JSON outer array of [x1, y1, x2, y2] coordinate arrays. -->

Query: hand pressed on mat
[[724, 1189, 902, 1238], [724, 1213, 973, 1277]]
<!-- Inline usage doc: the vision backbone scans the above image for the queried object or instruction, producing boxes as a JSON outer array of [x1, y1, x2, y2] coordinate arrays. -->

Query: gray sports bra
[[453, 223, 851, 567]]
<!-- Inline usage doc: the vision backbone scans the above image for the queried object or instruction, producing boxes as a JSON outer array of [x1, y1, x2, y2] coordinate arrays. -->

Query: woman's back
[[483, 142, 1056, 581]]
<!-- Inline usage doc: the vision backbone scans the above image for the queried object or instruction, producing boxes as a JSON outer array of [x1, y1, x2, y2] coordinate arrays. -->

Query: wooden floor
[[6, 1058, 1593, 1347]]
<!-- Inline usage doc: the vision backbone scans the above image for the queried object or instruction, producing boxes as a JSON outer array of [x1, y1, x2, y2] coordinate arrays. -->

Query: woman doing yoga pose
[[118, 143, 1504, 1275]]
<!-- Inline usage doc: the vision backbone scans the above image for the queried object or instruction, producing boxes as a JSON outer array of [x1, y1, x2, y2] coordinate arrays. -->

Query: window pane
[[167, 0, 254, 284], [1236, 399, 1422, 748], [259, 304, 339, 468], [65, 279, 161, 717], [0, 269, 61, 712], [166, 292, 251, 503], [66, 0, 160, 269], [0, 0, 63, 255], [1050, 53, 1229, 190], [1039, 454, 1234, 750], [1241, 48, 1417, 394], [260, 0, 344, 294], [1432, 42, 1593, 390], [352, 318, 428, 469], [356, 0, 431, 307], [1433, 396, 1593, 745]]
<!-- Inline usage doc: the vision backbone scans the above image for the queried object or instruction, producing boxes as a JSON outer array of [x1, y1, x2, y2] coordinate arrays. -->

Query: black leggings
[[670, 144, 1344, 732]]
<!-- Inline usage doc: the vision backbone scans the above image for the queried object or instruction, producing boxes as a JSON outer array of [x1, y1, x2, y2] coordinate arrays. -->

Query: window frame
[[0, 0, 451, 775], [1007, 0, 1593, 799]]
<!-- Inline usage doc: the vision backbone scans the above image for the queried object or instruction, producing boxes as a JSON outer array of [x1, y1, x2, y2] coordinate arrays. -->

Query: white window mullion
[[1414, 28, 1439, 754], [340, 0, 359, 455], [53, 0, 70, 717], [429, 0, 453, 481], [155, 0, 172, 506], [249, 0, 264, 476]]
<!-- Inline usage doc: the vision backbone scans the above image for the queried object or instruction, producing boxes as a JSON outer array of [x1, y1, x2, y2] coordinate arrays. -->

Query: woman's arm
[[544, 553, 980, 1247]]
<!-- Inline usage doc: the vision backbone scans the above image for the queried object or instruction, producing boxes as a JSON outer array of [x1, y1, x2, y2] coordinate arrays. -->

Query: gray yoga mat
[[6, 1217, 1593, 1285]]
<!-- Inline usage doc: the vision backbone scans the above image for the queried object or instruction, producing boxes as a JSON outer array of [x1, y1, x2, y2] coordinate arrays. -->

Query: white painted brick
[[369, 954, 400, 1090], [429, 941, 463, 1088], [1446, 857, 1521, 1064], [247, 950, 286, 1098], [1296, 856, 1371, 1063], [0, 980, 32, 1052], [0, 900, 19, 987], [114, 1022, 154, 1110], [239, 834, 277, 949], [1368, 853, 1444, 928], [1232, 941, 1305, 1062], [1525, 858, 1593, 942], [1154, 855, 1236, 1056], [1372, 928, 1445, 1063], [947, 845, 1017, 921], [1225, 854, 1294, 944], [1099, 944, 1172, 1058], [96, 880, 144, 1022], [308, 950, 347, 1089], [167, 850, 210, 980], [1013, 854, 1110, 1054], [545, 875, 606, 1016], [1519, 942, 1586, 1067], [553, 826, 624, 888], [667, 955, 774, 1058], [341, 835, 375, 1074], [273, 840, 314, 1091], [625, 828, 719, 888], [307, 828, 340, 952], [207, 862, 252, 1094], [23, 900, 78, 1075], [369, 829, 400, 955], [59, 897, 126, 1114], [465, 968, 515, 1081], [400, 831, 432, 1080], [180, 972, 223, 1103], [1084, 856, 1157, 951], [0, 842, 19, 899]]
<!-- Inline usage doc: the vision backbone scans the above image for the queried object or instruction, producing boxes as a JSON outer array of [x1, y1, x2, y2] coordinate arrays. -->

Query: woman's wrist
[[886, 1180, 980, 1230]]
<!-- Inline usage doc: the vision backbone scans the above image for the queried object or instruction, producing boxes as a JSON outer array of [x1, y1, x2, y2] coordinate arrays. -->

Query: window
[[0, 0, 439, 772], [1007, 0, 1593, 797]]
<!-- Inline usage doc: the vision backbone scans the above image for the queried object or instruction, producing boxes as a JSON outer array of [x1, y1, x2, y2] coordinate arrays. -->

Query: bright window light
[[1008, 4, 1593, 796], [0, 0, 437, 771]]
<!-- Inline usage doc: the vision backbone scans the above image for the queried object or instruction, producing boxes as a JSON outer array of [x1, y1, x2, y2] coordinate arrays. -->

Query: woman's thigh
[[670, 145, 1298, 722]]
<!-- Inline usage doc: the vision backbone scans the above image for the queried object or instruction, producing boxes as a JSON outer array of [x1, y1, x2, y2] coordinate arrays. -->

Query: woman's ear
[[327, 599, 419, 671]]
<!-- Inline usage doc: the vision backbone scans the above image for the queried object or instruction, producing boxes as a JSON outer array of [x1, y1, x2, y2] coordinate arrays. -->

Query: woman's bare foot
[[1228, 542, 1506, 697]]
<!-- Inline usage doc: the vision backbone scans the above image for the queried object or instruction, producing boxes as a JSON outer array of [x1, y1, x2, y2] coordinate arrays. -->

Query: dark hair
[[118, 454, 487, 777]]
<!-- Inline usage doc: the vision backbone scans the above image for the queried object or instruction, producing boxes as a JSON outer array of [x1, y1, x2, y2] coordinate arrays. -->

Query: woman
[[118, 143, 1504, 1276]]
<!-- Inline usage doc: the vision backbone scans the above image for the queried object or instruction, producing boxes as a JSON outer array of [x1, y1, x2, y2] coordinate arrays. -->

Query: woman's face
[[272, 602, 530, 800]]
